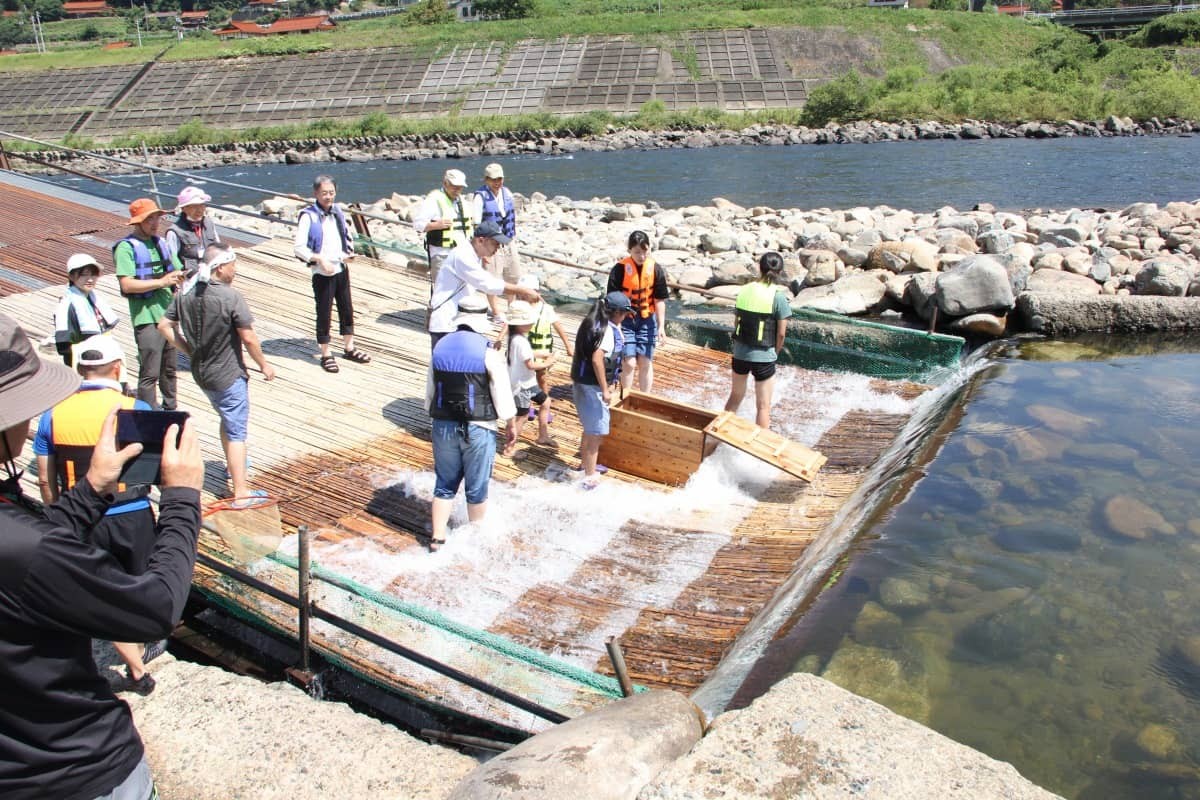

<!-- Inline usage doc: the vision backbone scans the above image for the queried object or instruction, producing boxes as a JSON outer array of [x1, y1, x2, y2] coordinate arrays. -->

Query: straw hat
[[453, 295, 491, 334], [506, 301, 537, 327]]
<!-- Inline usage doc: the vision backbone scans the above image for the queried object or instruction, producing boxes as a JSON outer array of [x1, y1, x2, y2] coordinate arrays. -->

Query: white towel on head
[[184, 248, 236, 294]]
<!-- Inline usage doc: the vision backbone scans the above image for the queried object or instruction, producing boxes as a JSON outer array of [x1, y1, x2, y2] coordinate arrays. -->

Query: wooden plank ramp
[[3, 223, 928, 732]]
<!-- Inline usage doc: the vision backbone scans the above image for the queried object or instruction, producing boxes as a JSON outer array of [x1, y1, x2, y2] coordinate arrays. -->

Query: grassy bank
[[1, 1, 1197, 136]]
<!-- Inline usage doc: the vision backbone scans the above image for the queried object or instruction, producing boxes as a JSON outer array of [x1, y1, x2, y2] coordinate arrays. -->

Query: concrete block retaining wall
[[0, 31, 817, 141]]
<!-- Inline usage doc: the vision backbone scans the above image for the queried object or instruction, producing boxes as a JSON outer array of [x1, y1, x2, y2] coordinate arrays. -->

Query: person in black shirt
[[0, 314, 204, 800]]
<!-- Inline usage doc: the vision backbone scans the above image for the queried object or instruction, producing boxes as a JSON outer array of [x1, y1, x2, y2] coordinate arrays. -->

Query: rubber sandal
[[320, 355, 339, 373], [595, 464, 608, 474], [124, 669, 156, 696], [429, 536, 446, 553], [343, 348, 371, 364]]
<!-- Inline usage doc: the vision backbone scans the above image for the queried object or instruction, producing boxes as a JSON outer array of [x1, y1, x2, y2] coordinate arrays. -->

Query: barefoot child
[[570, 292, 632, 488], [503, 300, 555, 458], [518, 275, 574, 444]]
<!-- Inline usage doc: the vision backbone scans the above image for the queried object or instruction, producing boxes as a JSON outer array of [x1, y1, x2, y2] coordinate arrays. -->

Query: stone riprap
[[25, 116, 1200, 176], [216, 192, 1200, 336]]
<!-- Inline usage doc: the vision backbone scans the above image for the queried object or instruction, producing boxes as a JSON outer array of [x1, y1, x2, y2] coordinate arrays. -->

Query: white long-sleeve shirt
[[427, 241, 506, 333]]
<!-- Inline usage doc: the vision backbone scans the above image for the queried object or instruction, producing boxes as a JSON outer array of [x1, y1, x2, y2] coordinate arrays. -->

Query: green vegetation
[[0, 0, 1197, 137]]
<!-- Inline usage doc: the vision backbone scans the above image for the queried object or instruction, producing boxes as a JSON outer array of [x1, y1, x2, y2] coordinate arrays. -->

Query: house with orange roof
[[215, 14, 335, 37], [62, 1, 113, 17]]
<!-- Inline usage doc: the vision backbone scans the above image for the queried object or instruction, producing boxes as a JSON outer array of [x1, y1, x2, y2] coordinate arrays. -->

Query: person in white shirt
[[472, 162, 522, 322], [413, 169, 474, 288], [427, 221, 539, 349], [292, 175, 371, 374]]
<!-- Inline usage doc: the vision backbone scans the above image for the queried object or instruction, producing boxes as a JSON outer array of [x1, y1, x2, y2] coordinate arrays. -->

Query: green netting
[[669, 306, 964, 382], [266, 550, 636, 699]]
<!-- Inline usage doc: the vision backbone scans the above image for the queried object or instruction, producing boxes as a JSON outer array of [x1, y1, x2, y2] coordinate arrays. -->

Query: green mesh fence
[[194, 547, 636, 729], [668, 306, 964, 382]]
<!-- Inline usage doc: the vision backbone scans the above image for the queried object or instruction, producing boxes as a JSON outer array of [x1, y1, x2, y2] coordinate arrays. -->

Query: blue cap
[[474, 220, 511, 245], [604, 291, 633, 313]]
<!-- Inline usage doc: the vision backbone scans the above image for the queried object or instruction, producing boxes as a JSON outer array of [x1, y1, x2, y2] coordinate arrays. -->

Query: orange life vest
[[618, 256, 657, 319]]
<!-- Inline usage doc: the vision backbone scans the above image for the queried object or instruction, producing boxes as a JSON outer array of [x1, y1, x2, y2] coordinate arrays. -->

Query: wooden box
[[598, 391, 717, 486], [597, 390, 827, 487]]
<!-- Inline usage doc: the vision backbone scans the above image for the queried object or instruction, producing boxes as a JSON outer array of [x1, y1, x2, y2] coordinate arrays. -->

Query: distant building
[[62, 1, 114, 17], [449, 0, 480, 20], [180, 10, 211, 28], [215, 14, 336, 37]]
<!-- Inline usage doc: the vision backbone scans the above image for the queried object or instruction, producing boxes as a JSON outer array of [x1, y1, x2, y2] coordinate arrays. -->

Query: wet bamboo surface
[[4, 225, 927, 727]]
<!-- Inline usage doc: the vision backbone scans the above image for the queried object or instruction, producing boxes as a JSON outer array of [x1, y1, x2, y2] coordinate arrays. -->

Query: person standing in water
[[606, 230, 668, 394], [723, 251, 792, 430]]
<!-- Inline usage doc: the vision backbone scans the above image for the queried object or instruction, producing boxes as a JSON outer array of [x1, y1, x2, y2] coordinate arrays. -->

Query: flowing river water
[[44, 135, 1200, 796]]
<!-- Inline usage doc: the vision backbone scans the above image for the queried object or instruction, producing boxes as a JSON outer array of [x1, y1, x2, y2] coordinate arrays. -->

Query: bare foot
[[535, 437, 556, 446]]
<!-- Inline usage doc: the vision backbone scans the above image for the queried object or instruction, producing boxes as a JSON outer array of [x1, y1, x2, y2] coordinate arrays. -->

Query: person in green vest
[[724, 251, 792, 430], [413, 169, 475, 288], [113, 198, 186, 410]]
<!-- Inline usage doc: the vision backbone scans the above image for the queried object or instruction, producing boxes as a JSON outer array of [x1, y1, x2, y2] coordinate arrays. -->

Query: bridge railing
[[1029, 2, 1198, 20]]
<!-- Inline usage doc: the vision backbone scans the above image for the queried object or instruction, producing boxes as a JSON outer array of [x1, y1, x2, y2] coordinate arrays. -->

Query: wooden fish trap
[[1, 184, 931, 734]]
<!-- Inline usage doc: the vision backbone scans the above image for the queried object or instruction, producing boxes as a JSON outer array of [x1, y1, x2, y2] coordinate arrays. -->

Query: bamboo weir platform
[[0, 180, 929, 735]]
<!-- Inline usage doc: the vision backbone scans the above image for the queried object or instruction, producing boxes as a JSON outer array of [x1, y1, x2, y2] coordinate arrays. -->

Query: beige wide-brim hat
[[506, 300, 537, 327], [0, 314, 80, 430]]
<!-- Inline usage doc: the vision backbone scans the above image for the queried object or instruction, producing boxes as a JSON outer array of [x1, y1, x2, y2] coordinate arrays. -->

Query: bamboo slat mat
[[3, 230, 930, 727]]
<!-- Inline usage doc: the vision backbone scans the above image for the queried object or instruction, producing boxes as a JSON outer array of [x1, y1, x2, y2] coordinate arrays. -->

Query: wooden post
[[297, 524, 311, 673]]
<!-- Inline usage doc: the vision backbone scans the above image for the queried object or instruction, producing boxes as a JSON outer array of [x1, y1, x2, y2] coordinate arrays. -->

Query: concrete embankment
[[107, 640, 1059, 799]]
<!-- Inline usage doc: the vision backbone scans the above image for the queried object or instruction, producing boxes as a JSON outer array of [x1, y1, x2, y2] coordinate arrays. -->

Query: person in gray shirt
[[159, 243, 275, 503]]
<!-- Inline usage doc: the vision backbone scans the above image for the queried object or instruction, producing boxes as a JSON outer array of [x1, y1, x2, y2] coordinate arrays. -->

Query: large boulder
[[1038, 225, 1088, 248], [906, 271, 939, 320], [934, 255, 1015, 317], [794, 272, 888, 316], [1025, 269, 1102, 295], [799, 249, 841, 286], [1134, 259, 1192, 296], [638, 674, 1058, 800], [867, 241, 937, 273], [699, 232, 738, 254], [451, 691, 703, 800]]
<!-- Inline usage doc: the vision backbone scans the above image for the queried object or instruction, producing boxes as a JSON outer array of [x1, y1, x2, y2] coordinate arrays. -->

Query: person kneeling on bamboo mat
[[425, 295, 517, 552]]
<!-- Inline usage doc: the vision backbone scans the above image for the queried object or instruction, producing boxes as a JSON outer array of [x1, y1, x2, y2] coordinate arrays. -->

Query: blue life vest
[[572, 323, 623, 386], [476, 185, 515, 239], [302, 203, 354, 256], [114, 234, 175, 298], [430, 331, 498, 422]]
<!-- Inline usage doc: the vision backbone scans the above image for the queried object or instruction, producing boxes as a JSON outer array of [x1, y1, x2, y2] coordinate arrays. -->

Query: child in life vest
[[516, 275, 574, 443], [503, 300, 555, 459], [53, 253, 120, 366]]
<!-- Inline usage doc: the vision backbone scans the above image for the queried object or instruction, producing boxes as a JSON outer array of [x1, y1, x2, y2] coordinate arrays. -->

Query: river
[[45, 135, 1200, 797], [47, 134, 1200, 212]]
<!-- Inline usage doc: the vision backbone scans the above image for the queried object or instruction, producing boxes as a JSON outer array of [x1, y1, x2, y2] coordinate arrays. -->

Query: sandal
[[429, 535, 446, 553], [343, 348, 372, 364], [320, 355, 339, 373]]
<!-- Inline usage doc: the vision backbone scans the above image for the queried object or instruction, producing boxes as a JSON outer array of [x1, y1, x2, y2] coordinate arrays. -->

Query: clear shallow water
[[47, 135, 1200, 212], [734, 335, 1200, 800]]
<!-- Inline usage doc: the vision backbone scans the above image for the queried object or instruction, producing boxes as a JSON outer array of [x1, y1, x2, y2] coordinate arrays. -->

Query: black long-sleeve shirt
[[0, 479, 200, 800]]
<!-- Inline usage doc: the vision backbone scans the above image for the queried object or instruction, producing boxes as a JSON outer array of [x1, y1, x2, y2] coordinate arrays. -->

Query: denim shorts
[[91, 756, 156, 800], [572, 382, 610, 436], [621, 314, 657, 361], [431, 419, 496, 504], [203, 376, 250, 442]]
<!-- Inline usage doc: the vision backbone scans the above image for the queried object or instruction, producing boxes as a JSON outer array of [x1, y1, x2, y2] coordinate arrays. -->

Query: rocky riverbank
[[22, 116, 1200, 177], [216, 190, 1200, 336]]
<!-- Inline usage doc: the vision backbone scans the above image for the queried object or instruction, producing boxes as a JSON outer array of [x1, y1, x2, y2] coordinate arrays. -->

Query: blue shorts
[[431, 419, 496, 505], [203, 376, 250, 442], [572, 382, 610, 436], [621, 314, 657, 361]]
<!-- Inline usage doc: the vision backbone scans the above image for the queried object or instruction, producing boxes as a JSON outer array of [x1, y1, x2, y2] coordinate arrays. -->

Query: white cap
[[483, 163, 504, 179], [452, 294, 491, 334], [444, 169, 468, 188], [66, 253, 101, 274], [74, 334, 123, 367]]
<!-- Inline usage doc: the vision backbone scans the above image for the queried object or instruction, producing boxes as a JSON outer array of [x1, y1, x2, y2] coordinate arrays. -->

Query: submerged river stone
[[879, 576, 933, 614], [1132, 723, 1186, 762], [992, 522, 1083, 553], [1102, 495, 1176, 540]]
